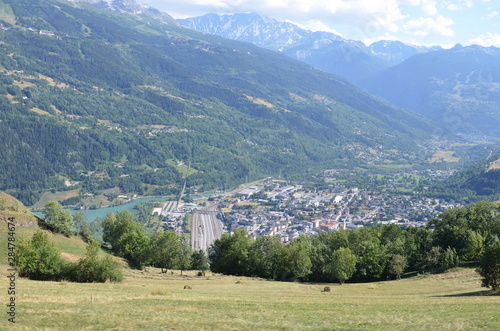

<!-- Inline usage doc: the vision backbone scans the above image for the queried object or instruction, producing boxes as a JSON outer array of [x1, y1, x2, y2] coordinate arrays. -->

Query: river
[[32, 197, 161, 222]]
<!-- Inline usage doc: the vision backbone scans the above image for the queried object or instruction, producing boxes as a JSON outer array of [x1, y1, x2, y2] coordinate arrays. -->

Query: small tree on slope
[[477, 241, 500, 291]]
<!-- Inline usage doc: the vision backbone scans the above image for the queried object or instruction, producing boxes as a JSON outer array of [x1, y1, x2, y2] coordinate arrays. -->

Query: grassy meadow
[[1, 264, 499, 330], [1, 221, 499, 330]]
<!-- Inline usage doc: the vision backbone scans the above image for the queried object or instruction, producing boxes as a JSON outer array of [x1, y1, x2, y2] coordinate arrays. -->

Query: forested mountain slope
[[360, 45, 500, 137], [424, 153, 500, 200], [0, 0, 433, 205]]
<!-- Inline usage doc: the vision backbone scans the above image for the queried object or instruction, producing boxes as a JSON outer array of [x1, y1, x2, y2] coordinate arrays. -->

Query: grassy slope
[[0, 265, 498, 330], [0, 192, 39, 226], [31, 190, 80, 209], [1, 197, 498, 330], [0, 220, 113, 265]]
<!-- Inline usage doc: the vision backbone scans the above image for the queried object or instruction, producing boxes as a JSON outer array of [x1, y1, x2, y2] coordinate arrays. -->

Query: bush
[[440, 247, 460, 269], [16, 231, 70, 281], [70, 238, 123, 283], [16, 232, 122, 283]]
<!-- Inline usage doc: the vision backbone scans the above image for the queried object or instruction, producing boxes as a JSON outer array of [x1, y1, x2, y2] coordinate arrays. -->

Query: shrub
[[440, 247, 460, 269], [16, 231, 69, 281], [17, 232, 122, 283], [70, 238, 123, 283]]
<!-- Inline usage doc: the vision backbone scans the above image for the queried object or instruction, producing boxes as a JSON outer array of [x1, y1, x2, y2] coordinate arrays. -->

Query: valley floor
[[0, 266, 498, 330]]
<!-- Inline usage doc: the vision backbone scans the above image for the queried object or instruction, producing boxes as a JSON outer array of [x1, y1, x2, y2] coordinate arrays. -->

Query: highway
[[191, 204, 224, 254]]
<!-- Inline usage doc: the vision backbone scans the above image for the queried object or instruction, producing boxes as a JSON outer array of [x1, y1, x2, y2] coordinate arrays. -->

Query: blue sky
[[140, 0, 500, 47]]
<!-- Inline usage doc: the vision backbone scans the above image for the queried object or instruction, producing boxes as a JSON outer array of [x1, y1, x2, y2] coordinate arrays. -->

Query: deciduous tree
[[326, 247, 357, 284], [149, 230, 181, 273], [477, 241, 500, 291], [102, 210, 149, 268], [387, 254, 407, 280], [43, 201, 74, 237], [191, 249, 209, 275]]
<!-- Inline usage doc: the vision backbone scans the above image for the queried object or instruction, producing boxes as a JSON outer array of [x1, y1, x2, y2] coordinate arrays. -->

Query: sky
[[139, 0, 500, 47]]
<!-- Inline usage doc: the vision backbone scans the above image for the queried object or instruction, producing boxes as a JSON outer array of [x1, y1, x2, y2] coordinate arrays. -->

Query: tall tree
[[351, 238, 387, 282], [248, 235, 284, 279], [387, 254, 407, 280], [73, 211, 91, 240], [281, 235, 313, 281], [209, 228, 251, 276], [178, 235, 192, 276], [102, 210, 149, 268], [477, 241, 500, 291], [428, 201, 500, 261], [191, 249, 209, 275], [326, 247, 357, 284], [43, 201, 74, 237], [149, 230, 180, 273]]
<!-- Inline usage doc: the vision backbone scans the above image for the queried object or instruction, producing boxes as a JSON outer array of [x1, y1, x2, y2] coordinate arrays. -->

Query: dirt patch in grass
[[60, 252, 81, 263]]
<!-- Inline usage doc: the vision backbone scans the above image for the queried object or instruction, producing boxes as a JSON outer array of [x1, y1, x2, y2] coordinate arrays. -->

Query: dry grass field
[[0, 265, 498, 330], [1, 220, 499, 330], [428, 150, 461, 163]]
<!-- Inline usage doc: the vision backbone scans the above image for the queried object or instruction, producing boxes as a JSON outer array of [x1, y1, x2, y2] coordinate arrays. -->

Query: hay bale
[[323, 286, 331, 292], [183, 285, 192, 290]]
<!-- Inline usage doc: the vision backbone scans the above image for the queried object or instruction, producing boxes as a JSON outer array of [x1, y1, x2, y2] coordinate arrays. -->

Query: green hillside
[[0, 191, 39, 225], [422, 152, 500, 201], [0, 0, 435, 205], [0, 220, 92, 264], [0, 190, 111, 264]]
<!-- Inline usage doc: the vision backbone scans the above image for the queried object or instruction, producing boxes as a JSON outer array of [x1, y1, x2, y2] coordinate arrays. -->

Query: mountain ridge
[[0, 0, 434, 205], [178, 13, 441, 82], [359, 45, 500, 137]]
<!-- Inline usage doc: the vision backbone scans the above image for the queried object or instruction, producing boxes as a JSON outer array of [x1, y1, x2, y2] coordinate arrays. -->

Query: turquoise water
[[32, 197, 161, 222]]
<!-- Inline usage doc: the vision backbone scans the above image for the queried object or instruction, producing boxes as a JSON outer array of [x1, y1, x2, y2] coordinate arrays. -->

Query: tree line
[[43, 200, 210, 275], [209, 201, 500, 289], [97, 200, 499, 289], [15, 201, 209, 283], [101, 210, 208, 274], [16, 200, 500, 290]]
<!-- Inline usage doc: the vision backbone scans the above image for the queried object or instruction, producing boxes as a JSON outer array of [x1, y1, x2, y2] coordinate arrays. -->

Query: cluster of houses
[[216, 176, 463, 243]]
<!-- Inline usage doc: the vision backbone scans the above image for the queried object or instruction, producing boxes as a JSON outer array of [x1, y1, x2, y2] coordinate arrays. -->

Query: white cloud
[[142, 0, 496, 46], [469, 32, 500, 46], [445, 0, 474, 11], [400, 0, 437, 16], [481, 11, 499, 20], [144, 0, 407, 31], [404, 15, 455, 37]]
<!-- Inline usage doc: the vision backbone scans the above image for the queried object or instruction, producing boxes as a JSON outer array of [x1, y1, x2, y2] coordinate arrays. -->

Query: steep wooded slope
[[0, 0, 433, 205]]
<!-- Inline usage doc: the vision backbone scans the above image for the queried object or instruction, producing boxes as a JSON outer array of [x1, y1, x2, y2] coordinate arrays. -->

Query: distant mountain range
[[178, 13, 441, 82], [360, 45, 500, 137], [0, 0, 434, 205], [180, 13, 500, 138]]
